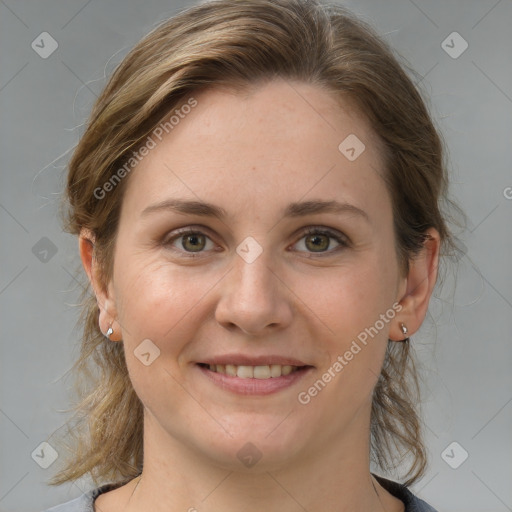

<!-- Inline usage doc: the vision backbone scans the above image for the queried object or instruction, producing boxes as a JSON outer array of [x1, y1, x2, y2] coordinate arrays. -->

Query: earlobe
[[391, 227, 441, 341], [399, 322, 409, 342]]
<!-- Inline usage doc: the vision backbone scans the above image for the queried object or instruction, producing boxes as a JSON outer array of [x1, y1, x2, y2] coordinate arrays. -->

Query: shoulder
[[40, 482, 123, 512], [374, 474, 439, 512]]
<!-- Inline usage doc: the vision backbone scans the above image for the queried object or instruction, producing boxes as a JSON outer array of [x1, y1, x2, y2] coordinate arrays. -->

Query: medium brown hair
[[51, 0, 458, 488]]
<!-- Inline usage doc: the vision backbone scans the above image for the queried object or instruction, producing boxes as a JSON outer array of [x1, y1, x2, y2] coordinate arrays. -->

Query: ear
[[390, 227, 441, 341], [79, 228, 122, 341]]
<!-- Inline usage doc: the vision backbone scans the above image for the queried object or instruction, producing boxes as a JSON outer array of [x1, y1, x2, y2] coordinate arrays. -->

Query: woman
[[44, 0, 457, 510]]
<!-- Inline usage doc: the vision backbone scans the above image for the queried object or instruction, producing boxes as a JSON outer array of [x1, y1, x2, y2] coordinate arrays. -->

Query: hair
[[50, 0, 460, 489]]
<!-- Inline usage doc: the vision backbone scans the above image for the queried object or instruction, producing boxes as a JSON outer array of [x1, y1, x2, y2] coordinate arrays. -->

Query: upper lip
[[198, 354, 311, 367]]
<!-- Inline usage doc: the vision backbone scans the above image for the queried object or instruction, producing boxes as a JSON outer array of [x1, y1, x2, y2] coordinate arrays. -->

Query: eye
[[292, 227, 349, 255], [164, 227, 216, 255], [163, 225, 349, 257]]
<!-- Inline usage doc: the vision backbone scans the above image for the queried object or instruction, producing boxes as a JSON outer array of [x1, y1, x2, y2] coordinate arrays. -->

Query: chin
[[189, 414, 310, 472]]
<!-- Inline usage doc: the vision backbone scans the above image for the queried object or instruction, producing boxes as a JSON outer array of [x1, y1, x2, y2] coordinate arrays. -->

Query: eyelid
[[298, 226, 349, 242], [163, 225, 215, 243]]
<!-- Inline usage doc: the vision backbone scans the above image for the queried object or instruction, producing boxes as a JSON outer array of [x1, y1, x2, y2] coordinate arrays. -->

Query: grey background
[[0, 0, 511, 511]]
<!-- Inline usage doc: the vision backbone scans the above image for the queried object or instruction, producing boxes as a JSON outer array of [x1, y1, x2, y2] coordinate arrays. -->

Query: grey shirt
[[41, 475, 438, 511]]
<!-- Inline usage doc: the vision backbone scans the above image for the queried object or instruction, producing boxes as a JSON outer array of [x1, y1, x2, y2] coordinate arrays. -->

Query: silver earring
[[400, 322, 409, 342], [106, 326, 113, 339]]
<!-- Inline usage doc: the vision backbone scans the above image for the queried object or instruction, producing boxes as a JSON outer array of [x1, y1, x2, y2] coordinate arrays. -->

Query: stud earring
[[400, 322, 409, 342], [106, 325, 114, 339]]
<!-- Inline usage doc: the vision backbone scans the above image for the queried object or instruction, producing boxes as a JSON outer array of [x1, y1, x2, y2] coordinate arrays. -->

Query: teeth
[[225, 364, 237, 376], [237, 365, 254, 378], [254, 365, 270, 379], [270, 364, 282, 377], [205, 364, 300, 379], [281, 365, 293, 376]]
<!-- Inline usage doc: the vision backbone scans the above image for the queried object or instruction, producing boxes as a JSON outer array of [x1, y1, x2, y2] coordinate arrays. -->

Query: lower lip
[[196, 364, 313, 396]]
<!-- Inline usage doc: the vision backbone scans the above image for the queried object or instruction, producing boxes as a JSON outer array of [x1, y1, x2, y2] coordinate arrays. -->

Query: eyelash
[[163, 225, 349, 258]]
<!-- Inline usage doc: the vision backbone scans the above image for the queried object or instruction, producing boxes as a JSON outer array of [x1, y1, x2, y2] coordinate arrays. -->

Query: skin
[[80, 79, 440, 512]]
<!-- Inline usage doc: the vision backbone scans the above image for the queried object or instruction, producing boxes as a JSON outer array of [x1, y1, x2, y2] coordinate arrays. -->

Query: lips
[[195, 355, 313, 392]]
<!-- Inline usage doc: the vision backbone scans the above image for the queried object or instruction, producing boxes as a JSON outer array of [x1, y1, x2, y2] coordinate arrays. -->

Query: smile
[[196, 362, 313, 396]]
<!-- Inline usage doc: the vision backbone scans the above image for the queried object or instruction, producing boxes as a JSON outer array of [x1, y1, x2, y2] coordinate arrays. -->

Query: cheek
[[114, 258, 217, 347], [111, 259, 214, 411], [301, 260, 397, 341], [296, 257, 397, 399]]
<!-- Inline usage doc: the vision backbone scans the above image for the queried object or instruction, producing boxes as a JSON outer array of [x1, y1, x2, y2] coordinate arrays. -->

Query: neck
[[119, 411, 403, 512]]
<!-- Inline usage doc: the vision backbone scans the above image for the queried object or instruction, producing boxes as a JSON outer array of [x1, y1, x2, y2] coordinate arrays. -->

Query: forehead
[[121, 79, 390, 221]]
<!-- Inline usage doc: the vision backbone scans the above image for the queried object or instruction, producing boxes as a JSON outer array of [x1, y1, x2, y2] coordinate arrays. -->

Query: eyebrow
[[142, 199, 227, 219], [141, 198, 369, 222], [283, 200, 369, 222]]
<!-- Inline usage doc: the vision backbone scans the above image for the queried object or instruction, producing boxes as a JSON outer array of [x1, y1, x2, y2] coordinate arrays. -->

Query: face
[[102, 79, 408, 470]]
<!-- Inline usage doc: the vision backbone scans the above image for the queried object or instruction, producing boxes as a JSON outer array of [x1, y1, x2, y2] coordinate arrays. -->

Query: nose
[[214, 248, 293, 336]]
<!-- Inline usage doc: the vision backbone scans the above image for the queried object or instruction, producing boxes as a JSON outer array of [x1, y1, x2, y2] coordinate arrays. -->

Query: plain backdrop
[[0, 1, 511, 511]]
